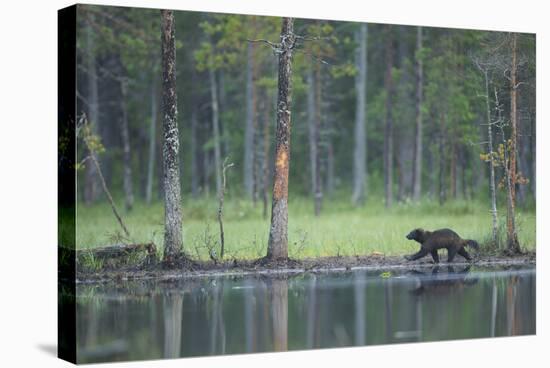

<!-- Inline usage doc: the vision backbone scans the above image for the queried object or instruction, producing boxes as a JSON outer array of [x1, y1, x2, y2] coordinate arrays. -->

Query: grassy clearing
[[75, 195, 536, 260]]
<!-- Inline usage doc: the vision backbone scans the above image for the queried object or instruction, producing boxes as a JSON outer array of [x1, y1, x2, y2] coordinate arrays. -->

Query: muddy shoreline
[[74, 252, 536, 284]]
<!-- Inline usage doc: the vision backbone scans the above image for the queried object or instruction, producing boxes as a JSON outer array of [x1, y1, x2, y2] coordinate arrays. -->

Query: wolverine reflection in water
[[408, 265, 478, 296]]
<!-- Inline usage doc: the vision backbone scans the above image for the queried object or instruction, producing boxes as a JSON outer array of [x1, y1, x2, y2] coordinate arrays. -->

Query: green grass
[[76, 195, 536, 260]]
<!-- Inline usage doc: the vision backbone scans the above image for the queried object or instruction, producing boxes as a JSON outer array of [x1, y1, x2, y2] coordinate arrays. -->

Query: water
[[73, 265, 535, 363]]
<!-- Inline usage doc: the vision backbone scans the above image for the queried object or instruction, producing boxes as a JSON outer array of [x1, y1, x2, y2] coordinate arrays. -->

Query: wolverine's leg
[[430, 250, 440, 263], [458, 247, 472, 261], [447, 247, 458, 262], [405, 248, 429, 261]]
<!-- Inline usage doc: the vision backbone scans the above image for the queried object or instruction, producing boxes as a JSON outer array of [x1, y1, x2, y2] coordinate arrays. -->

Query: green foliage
[[76, 196, 535, 260], [74, 7, 536, 263]]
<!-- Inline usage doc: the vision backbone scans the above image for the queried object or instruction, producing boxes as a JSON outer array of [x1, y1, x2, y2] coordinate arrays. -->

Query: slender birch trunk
[[209, 68, 222, 197], [352, 24, 368, 206], [507, 33, 520, 253], [119, 78, 134, 211], [412, 26, 423, 201], [145, 72, 158, 205], [190, 68, 199, 198], [307, 64, 322, 216], [84, 15, 100, 205], [161, 9, 183, 260], [244, 42, 256, 199], [483, 68, 498, 244], [383, 25, 394, 208]]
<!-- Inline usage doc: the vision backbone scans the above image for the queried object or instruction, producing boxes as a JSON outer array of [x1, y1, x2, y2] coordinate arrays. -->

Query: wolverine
[[405, 228, 479, 263]]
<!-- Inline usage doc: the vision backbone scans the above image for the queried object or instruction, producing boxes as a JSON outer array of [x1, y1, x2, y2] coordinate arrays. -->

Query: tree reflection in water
[[75, 266, 535, 363]]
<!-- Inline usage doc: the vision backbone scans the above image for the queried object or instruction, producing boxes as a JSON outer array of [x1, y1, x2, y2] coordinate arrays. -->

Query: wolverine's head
[[406, 228, 425, 242]]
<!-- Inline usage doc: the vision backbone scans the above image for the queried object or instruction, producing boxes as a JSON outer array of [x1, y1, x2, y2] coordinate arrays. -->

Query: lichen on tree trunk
[[161, 9, 183, 261], [267, 18, 295, 261]]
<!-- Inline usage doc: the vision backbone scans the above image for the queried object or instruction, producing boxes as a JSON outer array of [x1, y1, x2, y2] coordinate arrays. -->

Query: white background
[[0, 0, 547, 367]]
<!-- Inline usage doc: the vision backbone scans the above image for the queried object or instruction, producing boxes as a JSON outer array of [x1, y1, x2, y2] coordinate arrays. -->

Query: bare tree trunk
[[396, 145, 406, 202], [383, 25, 394, 208], [531, 115, 536, 200], [262, 91, 271, 220], [84, 15, 100, 205], [191, 84, 200, 199], [218, 69, 229, 159], [203, 149, 211, 198], [352, 24, 368, 206], [517, 124, 528, 206], [507, 34, 520, 253], [450, 142, 457, 199], [190, 68, 199, 199], [119, 78, 134, 211], [412, 26, 423, 201], [145, 72, 158, 205], [483, 68, 498, 244], [439, 113, 447, 205], [307, 64, 321, 216], [81, 116, 130, 238], [314, 58, 323, 215], [267, 18, 294, 261], [209, 68, 222, 197], [161, 9, 183, 260], [244, 42, 256, 199], [218, 158, 233, 259]]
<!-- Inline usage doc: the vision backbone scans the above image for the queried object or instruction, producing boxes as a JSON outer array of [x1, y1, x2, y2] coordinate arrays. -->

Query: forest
[[71, 5, 536, 264]]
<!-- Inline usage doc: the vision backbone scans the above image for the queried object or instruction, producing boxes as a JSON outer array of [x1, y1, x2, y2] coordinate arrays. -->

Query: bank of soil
[[73, 250, 536, 284]]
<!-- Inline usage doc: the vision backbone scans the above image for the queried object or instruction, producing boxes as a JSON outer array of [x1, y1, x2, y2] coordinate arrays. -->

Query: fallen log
[[77, 243, 157, 271]]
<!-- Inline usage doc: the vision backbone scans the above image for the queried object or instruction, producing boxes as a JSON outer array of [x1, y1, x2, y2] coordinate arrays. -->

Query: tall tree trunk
[[84, 15, 100, 205], [161, 9, 183, 260], [412, 26, 423, 201], [119, 78, 134, 211], [326, 139, 335, 196], [314, 57, 323, 215], [262, 91, 272, 220], [427, 141, 435, 198], [145, 72, 158, 205], [507, 34, 520, 253], [517, 123, 529, 205], [190, 68, 199, 198], [244, 42, 256, 199], [439, 113, 447, 205], [383, 25, 394, 208], [531, 114, 536, 200], [483, 69, 498, 244], [218, 69, 229, 159], [267, 18, 294, 260], [209, 68, 222, 197], [352, 24, 368, 206], [450, 142, 457, 199], [307, 64, 321, 216], [396, 146, 406, 202]]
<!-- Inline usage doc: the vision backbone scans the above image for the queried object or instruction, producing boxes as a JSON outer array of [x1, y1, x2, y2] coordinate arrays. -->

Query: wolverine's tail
[[466, 240, 479, 251]]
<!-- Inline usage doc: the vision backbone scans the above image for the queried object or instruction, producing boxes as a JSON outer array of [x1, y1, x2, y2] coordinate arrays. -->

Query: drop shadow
[[36, 343, 57, 357]]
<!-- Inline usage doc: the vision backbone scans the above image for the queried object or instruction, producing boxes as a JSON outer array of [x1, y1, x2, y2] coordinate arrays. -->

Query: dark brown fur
[[405, 228, 479, 263]]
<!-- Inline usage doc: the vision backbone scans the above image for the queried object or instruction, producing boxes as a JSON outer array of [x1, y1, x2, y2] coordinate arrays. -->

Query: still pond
[[74, 265, 535, 363]]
